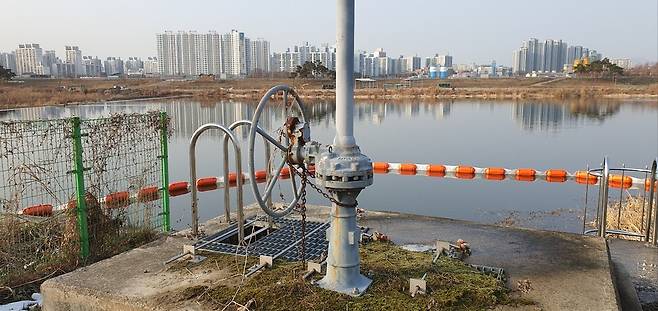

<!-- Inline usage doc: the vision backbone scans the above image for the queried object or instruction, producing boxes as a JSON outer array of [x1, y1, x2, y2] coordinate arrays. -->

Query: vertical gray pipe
[[334, 0, 356, 148], [647, 159, 657, 244], [598, 157, 610, 238]]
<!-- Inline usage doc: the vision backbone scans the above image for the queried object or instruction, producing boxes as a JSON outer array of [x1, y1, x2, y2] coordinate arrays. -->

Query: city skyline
[[1, 0, 656, 66]]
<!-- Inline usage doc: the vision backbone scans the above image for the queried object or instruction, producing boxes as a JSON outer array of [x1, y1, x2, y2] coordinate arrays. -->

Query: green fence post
[[71, 116, 90, 259], [159, 112, 171, 232]]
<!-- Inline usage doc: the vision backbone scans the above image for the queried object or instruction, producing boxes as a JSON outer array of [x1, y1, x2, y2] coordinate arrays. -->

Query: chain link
[[278, 119, 360, 263]]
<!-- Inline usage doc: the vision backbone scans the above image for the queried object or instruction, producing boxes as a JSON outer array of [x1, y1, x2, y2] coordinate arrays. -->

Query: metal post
[[598, 157, 610, 237], [646, 159, 657, 245], [316, 0, 373, 296], [71, 117, 90, 259], [334, 0, 356, 148], [159, 112, 171, 232]]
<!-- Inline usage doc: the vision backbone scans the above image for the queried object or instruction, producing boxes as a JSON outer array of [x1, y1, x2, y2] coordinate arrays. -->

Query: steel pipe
[[647, 159, 657, 244], [334, 0, 356, 148]]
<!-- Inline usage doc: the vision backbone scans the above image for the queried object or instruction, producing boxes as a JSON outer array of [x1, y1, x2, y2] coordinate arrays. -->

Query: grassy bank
[[1, 77, 657, 109]]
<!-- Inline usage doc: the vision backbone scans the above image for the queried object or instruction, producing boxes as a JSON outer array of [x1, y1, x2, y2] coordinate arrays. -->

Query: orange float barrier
[[280, 167, 291, 177], [373, 162, 389, 171], [22, 204, 53, 217], [137, 186, 160, 202], [197, 177, 218, 191], [169, 182, 190, 196], [546, 169, 567, 178], [515, 168, 536, 177], [456, 166, 475, 174], [105, 191, 130, 209], [428, 164, 446, 174], [609, 175, 632, 189], [399, 163, 417, 174], [254, 170, 268, 181]]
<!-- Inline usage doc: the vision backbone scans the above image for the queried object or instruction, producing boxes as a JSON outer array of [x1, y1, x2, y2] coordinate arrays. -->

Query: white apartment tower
[[15, 44, 49, 76], [65, 46, 84, 76], [250, 39, 271, 74], [221, 30, 249, 76]]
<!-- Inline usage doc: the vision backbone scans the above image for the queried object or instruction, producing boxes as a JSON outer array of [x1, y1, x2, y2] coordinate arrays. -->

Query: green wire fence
[[0, 111, 171, 293]]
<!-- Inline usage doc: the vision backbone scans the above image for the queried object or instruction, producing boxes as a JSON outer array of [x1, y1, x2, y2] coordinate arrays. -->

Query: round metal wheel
[[248, 85, 308, 218]]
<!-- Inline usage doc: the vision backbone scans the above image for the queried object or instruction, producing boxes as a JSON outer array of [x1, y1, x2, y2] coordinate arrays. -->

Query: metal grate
[[196, 216, 329, 261]]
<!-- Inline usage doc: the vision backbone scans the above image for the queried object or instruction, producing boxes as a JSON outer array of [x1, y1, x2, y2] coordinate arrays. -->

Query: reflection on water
[[514, 101, 621, 131], [2, 99, 656, 233]]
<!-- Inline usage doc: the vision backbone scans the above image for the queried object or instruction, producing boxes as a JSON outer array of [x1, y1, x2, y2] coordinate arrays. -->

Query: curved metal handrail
[[189, 123, 243, 242], [223, 120, 274, 225]]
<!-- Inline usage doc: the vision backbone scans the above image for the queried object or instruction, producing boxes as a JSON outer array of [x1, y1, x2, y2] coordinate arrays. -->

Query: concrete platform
[[608, 239, 658, 310], [42, 205, 621, 311]]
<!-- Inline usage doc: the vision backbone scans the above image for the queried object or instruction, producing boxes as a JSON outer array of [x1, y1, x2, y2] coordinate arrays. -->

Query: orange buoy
[[609, 175, 632, 189], [456, 172, 476, 179], [399, 163, 417, 174], [574, 171, 598, 184], [169, 181, 190, 196], [137, 186, 160, 202], [254, 170, 267, 181], [197, 177, 218, 192], [646, 179, 657, 191], [485, 167, 505, 176], [280, 167, 291, 177], [515, 175, 535, 182], [105, 191, 130, 209], [428, 164, 446, 174], [546, 175, 567, 183], [456, 166, 475, 174], [546, 169, 567, 178], [515, 168, 536, 177], [22, 204, 53, 217], [373, 162, 389, 171]]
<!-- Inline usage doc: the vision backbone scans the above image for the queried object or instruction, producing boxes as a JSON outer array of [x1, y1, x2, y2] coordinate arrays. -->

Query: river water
[[2, 98, 656, 233]]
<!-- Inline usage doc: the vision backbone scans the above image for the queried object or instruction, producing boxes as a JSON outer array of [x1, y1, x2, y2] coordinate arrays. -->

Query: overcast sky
[[2, 0, 656, 66]]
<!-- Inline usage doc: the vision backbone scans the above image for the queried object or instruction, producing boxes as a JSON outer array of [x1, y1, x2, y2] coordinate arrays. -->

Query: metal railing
[[583, 157, 657, 245], [189, 120, 276, 244]]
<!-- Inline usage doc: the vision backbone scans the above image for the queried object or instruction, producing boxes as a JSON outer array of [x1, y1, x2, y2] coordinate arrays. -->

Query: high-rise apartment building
[[250, 39, 271, 74], [143, 57, 160, 75], [65, 46, 84, 76], [157, 30, 258, 77], [104, 57, 124, 76], [0, 52, 17, 73], [15, 44, 49, 76], [513, 38, 601, 74], [82, 56, 103, 77], [124, 57, 144, 74]]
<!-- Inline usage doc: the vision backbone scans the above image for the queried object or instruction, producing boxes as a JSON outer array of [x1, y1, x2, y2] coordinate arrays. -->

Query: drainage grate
[[195, 216, 329, 261]]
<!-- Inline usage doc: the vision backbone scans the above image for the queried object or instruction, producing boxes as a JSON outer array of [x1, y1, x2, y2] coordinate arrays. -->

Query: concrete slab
[[608, 239, 658, 310], [41, 205, 620, 311], [359, 211, 621, 311]]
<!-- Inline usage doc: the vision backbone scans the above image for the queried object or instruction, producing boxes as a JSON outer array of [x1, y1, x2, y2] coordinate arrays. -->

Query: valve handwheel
[[248, 85, 309, 218]]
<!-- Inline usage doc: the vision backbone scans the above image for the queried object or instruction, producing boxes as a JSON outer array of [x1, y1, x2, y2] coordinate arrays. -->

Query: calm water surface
[[2, 98, 657, 233]]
